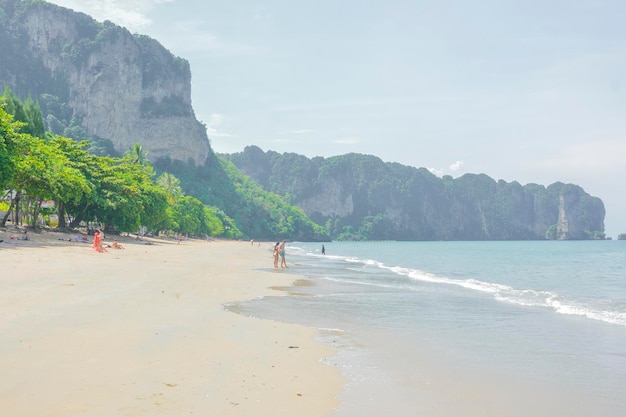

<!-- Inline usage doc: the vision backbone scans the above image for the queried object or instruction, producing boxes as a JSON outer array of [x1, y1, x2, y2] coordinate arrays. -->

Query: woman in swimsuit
[[273, 242, 280, 268]]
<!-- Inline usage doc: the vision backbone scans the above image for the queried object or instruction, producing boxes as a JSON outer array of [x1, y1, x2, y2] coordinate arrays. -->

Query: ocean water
[[233, 241, 626, 416]]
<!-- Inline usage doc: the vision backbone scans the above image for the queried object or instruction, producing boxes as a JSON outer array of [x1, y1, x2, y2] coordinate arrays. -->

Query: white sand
[[0, 230, 343, 416]]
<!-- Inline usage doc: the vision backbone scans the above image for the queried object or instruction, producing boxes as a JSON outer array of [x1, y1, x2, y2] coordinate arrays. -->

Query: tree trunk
[[57, 200, 66, 228], [13, 190, 21, 226], [1, 200, 13, 227], [32, 200, 40, 229], [68, 210, 84, 229]]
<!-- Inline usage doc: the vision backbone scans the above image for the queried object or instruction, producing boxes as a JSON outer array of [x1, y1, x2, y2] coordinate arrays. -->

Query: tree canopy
[[0, 93, 231, 238]]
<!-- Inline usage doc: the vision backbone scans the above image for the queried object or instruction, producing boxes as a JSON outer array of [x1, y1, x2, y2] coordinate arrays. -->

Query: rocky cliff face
[[224, 146, 606, 240], [553, 183, 605, 240], [0, 0, 210, 165]]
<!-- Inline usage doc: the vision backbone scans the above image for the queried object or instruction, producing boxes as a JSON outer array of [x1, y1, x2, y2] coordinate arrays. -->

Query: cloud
[[332, 137, 360, 145], [51, 1, 261, 55], [427, 167, 444, 177], [201, 113, 234, 138], [49, 0, 163, 31], [206, 113, 223, 126], [427, 160, 464, 177], [449, 160, 464, 172]]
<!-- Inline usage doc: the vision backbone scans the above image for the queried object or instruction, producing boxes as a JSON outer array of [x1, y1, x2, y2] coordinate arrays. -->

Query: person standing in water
[[273, 242, 280, 268], [279, 241, 288, 268], [321, 244, 325, 255]]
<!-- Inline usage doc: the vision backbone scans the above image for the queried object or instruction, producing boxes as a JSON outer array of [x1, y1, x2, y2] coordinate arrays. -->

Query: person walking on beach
[[321, 244, 325, 255], [279, 241, 288, 268], [273, 242, 280, 268]]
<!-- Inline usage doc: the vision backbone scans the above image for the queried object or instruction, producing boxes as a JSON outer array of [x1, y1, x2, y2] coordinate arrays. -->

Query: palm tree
[[124, 142, 148, 165], [157, 172, 183, 204]]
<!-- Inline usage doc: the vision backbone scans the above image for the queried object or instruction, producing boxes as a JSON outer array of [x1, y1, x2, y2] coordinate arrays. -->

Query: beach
[[0, 229, 343, 416]]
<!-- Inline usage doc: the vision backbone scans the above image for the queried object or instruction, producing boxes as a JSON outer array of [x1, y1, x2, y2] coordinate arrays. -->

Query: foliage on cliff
[[153, 154, 329, 241], [223, 146, 606, 241]]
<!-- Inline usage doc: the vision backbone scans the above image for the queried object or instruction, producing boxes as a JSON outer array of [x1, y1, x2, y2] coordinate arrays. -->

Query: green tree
[[156, 172, 183, 204], [139, 183, 171, 233], [61, 148, 113, 228], [0, 88, 45, 138], [0, 123, 89, 228], [0, 88, 26, 127], [47, 136, 93, 227], [201, 206, 225, 236], [97, 158, 157, 233], [23, 96, 46, 138], [124, 142, 149, 165], [173, 195, 203, 235], [0, 106, 19, 193]]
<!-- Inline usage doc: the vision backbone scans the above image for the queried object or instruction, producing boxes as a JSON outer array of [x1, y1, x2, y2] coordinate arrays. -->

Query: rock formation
[[224, 146, 606, 240], [0, 0, 210, 165]]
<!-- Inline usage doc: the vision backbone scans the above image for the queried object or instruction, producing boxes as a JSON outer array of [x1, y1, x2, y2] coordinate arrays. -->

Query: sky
[[48, 0, 626, 237]]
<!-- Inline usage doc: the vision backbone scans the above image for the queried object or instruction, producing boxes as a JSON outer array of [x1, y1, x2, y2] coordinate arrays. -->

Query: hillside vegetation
[[223, 146, 606, 240]]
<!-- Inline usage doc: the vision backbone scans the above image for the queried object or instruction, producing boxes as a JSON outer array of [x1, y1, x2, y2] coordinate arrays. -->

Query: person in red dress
[[93, 229, 107, 252], [93, 229, 100, 250]]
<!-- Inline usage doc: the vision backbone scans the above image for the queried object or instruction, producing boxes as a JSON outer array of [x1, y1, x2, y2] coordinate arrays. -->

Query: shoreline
[[0, 228, 344, 416], [240, 240, 626, 417]]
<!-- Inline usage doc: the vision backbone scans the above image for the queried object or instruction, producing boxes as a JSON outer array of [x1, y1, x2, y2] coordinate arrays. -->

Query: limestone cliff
[[224, 146, 606, 241], [0, 0, 210, 165]]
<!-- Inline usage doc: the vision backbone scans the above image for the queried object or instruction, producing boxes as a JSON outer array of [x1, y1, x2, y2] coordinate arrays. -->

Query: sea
[[231, 241, 626, 417]]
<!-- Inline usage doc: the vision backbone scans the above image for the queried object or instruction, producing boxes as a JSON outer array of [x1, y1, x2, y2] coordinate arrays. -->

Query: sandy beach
[[0, 228, 343, 416]]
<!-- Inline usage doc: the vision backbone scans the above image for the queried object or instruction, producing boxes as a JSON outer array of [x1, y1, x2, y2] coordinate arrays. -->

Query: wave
[[292, 245, 626, 328]]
